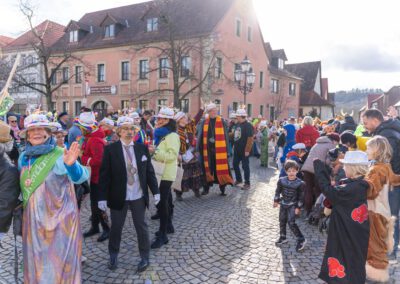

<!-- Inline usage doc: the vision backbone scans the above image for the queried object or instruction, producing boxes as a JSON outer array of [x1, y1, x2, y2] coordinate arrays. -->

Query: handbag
[[152, 159, 166, 186], [171, 164, 184, 191]]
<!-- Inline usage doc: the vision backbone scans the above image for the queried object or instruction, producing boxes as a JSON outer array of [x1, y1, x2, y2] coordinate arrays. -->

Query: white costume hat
[[128, 112, 140, 119], [292, 143, 306, 150], [174, 111, 186, 121], [236, 109, 247, 117], [156, 107, 175, 119], [205, 103, 217, 112], [339, 151, 369, 166], [229, 112, 237, 119], [117, 116, 134, 127], [20, 114, 56, 138], [100, 118, 115, 127]]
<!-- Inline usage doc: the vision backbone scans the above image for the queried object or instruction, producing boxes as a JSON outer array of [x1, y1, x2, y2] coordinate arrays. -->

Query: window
[[180, 99, 189, 112], [69, 30, 78, 42], [270, 106, 275, 121], [247, 104, 252, 117], [232, 102, 238, 111], [259, 71, 264, 88], [260, 105, 264, 116], [62, 101, 69, 113], [289, 83, 296, 96], [139, 60, 149, 79], [278, 58, 284, 69], [235, 19, 241, 37], [105, 24, 115, 37], [97, 64, 105, 82], [62, 67, 69, 83], [247, 26, 252, 42], [288, 108, 296, 118], [216, 57, 222, 79], [139, 100, 149, 110], [180, 56, 191, 77], [271, 79, 279, 94], [147, 18, 158, 32], [50, 68, 57, 85], [75, 66, 82, 83], [74, 101, 81, 116], [121, 61, 130, 81], [121, 100, 129, 110], [234, 63, 241, 82], [158, 99, 168, 112], [159, 58, 169, 78]]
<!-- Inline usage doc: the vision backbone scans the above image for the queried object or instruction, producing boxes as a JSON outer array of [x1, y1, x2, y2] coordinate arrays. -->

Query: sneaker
[[296, 239, 307, 252], [388, 252, 397, 264], [151, 235, 169, 249], [275, 237, 288, 246], [234, 181, 243, 186], [83, 227, 100, 238], [241, 184, 250, 190]]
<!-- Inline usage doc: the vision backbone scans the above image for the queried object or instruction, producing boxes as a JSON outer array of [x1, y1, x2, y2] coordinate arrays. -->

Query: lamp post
[[234, 56, 256, 107]]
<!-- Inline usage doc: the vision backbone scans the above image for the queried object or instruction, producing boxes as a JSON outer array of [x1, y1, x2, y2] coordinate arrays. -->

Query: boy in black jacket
[[274, 160, 306, 251]]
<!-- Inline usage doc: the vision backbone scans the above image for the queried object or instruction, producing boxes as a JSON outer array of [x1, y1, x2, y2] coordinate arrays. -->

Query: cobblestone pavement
[[1, 157, 399, 283]]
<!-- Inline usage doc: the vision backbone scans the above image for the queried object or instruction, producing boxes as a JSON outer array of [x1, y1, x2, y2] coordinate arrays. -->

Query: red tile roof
[[53, 0, 235, 51], [0, 35, 14, 47], [3, 20, 65, 51], [300, 91, 333, 106]]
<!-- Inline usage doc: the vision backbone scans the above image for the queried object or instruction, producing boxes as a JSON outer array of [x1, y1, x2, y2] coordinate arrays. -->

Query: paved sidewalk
[[1, 157, 399, 283]]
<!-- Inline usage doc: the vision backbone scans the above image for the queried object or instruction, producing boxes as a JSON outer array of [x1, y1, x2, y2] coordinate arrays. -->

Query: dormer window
[[69, 30, 78, 42], [278, 58, 284, 69], [147, 18, 158, 32], [105, 24, 115, 38]]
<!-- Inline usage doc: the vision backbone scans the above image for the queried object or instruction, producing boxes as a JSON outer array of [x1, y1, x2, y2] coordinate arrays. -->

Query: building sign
[[88, 85, 117, 95]]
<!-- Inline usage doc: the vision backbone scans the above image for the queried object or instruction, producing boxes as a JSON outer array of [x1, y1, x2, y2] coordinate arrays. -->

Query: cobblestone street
[[1, 158, 399, 283]]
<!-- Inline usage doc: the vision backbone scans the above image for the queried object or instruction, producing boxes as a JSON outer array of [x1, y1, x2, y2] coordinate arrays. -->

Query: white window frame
[[289, 83, 296, 96], [139, 59, 149, 80], [147, 18, 158, 32], [69, 30, 78, 42], [235, 18, 242, 37], [105, 24, 115, 38]]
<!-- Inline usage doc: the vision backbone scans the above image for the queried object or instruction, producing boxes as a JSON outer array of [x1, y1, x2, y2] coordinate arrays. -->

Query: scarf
[[154, 127, 171, 146], [178, 126, 188, 154], [202, 116, 233, 185], [186, 119, 196, 147], [25, 136, 57, 158]]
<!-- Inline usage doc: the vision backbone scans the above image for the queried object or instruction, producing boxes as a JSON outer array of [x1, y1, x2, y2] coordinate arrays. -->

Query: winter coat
[[0, 150, 20, 233], [373, 119, 400, 174], [314, 160, 369, 284], [153, 133, 180, 181], [302, 136, 336, 174], [295, 125, 320, 148], [339, 116, 357, 134], [81, 128, 106, 184]]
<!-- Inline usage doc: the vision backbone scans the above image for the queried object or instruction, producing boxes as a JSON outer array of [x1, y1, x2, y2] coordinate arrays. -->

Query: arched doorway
[[92, 101, 108, 120]]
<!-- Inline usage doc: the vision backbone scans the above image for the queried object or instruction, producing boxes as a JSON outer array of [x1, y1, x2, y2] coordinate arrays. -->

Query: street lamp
[[234, 56, 255, 106]]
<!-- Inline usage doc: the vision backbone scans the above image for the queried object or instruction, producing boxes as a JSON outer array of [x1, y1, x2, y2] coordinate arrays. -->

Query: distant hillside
[[334, 88, 383, 117]]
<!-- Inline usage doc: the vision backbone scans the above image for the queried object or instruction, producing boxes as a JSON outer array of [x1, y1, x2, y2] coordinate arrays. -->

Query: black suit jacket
[[98, 141, 159, 210]]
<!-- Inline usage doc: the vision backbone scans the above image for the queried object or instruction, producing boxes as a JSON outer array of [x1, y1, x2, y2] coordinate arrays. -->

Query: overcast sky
[[2, 0, 400, 92]]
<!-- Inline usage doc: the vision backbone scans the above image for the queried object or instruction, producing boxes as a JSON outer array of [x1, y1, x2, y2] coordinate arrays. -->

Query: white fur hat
[[100, 118, 115, 127], [206, 103, 217, 112], [174, 111, 186, 121], [117, 116, 134, 127], [156, 107, 174, 119]]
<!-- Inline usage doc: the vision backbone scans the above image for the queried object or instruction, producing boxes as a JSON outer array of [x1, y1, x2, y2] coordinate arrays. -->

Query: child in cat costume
[[365, 136, 400, 282]]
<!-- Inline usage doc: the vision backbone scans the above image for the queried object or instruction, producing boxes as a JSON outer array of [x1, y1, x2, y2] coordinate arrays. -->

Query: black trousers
[[279, 205, 304, 241], [157, 180, 173, 236], [90, 183, 110, 231], [109, 198, 150, 260]]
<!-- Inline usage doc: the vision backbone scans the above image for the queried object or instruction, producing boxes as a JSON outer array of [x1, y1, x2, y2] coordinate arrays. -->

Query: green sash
[[20, 147, 64, 207]]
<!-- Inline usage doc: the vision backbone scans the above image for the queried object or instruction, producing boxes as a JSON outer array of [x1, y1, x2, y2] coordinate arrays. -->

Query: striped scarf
[[178, 126, 187, 154], [202, 116, 233, 185]]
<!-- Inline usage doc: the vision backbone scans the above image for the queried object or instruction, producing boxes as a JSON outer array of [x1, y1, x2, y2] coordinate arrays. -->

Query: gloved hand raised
[[98, 201, 107, 211]]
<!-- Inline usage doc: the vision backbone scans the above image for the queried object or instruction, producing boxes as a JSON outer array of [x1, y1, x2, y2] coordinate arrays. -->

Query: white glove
[[154, 194, 160, 206], [98, 201, 107, 211]]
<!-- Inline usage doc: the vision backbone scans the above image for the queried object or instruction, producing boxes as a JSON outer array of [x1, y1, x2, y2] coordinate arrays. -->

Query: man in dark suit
[[98, 116, 160, 272]]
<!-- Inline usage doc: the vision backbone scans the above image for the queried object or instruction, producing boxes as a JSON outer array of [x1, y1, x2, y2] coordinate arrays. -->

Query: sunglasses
[[10, 120, 17, 123]]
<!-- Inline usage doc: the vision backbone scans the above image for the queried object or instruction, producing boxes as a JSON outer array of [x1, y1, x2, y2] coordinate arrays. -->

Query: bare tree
[[10, 0, 90, 111], [271, 81, 287, 120], [132, 0, 224, 109]]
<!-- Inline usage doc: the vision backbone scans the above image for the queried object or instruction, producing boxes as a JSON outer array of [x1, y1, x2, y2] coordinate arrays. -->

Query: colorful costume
[[365, 163, 400, 282], [19, 144, 88, 284], [260, 127, 269, 167]]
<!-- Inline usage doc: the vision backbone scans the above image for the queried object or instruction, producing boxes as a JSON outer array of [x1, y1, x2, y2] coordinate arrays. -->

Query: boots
[[201, 186, 209, 195], [176, 192, 183, 201]]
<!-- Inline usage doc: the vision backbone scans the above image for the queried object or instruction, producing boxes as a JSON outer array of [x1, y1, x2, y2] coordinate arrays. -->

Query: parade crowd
[[0, 102, 400, 284]]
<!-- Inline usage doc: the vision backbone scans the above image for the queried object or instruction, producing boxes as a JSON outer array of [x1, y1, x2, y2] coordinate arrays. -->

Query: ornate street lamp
[[234, 56, 255, 106]]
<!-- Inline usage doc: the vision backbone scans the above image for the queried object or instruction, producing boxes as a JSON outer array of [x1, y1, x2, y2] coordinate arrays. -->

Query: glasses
[[10, 120, 17, 123]]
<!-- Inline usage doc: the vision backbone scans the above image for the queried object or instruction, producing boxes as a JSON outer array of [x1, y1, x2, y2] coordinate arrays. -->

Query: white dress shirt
[[121, 141, 143, 201]]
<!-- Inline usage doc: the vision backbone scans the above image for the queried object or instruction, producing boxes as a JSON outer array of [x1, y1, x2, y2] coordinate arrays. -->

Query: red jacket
[[295, 125, 320, 148], [81, 128, 106, 184]]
